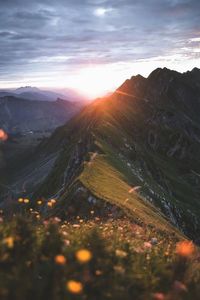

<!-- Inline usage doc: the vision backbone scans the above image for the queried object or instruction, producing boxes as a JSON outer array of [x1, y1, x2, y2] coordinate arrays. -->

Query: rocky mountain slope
[[3, 67, 200, 242]]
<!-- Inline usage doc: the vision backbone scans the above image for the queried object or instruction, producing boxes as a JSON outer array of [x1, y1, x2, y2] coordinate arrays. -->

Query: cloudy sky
[[0, 0, 200, 98]]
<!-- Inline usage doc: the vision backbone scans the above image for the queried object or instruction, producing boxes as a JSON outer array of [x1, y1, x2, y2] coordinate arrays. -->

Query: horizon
[[1, 66, 199, 100], [0, 0, 200, 98]]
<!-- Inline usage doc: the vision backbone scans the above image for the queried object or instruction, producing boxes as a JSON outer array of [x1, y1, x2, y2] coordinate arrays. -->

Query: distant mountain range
[[0, 86, 86, 102], [0, 96, 83, 134], [2, 67, 200, 243]]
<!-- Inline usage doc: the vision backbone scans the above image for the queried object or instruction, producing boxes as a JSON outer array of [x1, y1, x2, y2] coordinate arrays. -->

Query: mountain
[[0, 96, 83, 183], [2, 67, 200, 299], [0, 86, 86, 102], [2, 67, 200, 243], [0, 96, 82, 134]]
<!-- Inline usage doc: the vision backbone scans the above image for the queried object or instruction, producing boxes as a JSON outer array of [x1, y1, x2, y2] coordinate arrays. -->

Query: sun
[[70, 66, 117, 99], [94, 7, 112, 17]]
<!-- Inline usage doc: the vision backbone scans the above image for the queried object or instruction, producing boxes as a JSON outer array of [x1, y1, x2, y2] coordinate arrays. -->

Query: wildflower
[[66, 280, 83, 294], [115, 249, 128, 258], [18, 198, 23, 203], [72, 224, 80, 228], [144, 242, 152, 249], [0, 129, 8, 141], [76, 249, 92, 263], [176, 241, 195, 257], [64, 240, 70, 246], [95, 270, 103, 276], [50, 199, 56, 204], [113, 265, 125, 274], [54, 255, 66, 265], [153, 293, 165, 300], [37, 200, 42, 205], [53, 217, 61, 223], [146, 254, 150, 260], [43, 220, 49, 226], [24, 199, 29, 204], [4, 237, 14, 249], [173, 281, 188, 292], [47, 202, 53, 208]]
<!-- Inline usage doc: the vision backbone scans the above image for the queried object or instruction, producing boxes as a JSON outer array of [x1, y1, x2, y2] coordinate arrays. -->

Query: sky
[[0, 0, 200, 98]]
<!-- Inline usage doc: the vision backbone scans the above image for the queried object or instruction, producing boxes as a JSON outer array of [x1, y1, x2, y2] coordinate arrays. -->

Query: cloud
[[0, 0, 200, 89]]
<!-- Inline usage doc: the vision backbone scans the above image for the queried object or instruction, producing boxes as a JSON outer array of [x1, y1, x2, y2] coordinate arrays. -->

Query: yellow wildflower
[[76, 249, 92, 263], [66, 280, 83, 294], [176, 241, 195, 257], [4, 237, 14, 249], [54, 254, 66, 265], [50, 199, 56, 204], [115, 249, 128, 258]]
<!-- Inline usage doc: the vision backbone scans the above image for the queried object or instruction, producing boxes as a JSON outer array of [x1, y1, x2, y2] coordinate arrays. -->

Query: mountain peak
[[117, 74, 146, 94], [15, 86, 40, 94], [148, 67, 180, 81], [192, 67, 200, 72]]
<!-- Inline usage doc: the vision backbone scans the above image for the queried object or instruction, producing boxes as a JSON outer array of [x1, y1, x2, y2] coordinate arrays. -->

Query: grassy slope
[[79, 146, 182, 237]]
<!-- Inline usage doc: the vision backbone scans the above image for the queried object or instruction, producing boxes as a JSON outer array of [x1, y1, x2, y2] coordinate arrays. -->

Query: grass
[[0, 212, 200, 300], [80, 152, 183, 237]]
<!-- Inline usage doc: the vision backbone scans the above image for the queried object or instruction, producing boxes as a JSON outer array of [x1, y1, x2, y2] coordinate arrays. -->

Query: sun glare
[[94, 8, 112, 17], [69, 66, 118, 99]]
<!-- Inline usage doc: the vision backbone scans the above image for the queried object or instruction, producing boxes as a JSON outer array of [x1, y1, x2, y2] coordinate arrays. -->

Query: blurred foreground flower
[[144, 242, 152, 249], [47, 199, 56, 207], [66, 280, 83, 294], [50, 199, 56, 204], [0, 129, 8, 141], [173, 280, 188, 292], [4, 237, 14, 249], [54, 255, 66, 265], [115, 249, 128, 258], [76, 249, 92, 263], [153, 292, 165, 300], [176, 241, 195, 257]]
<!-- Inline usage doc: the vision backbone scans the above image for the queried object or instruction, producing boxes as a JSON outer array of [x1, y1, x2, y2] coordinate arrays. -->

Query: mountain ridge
[[2, 67, 200, 242]]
